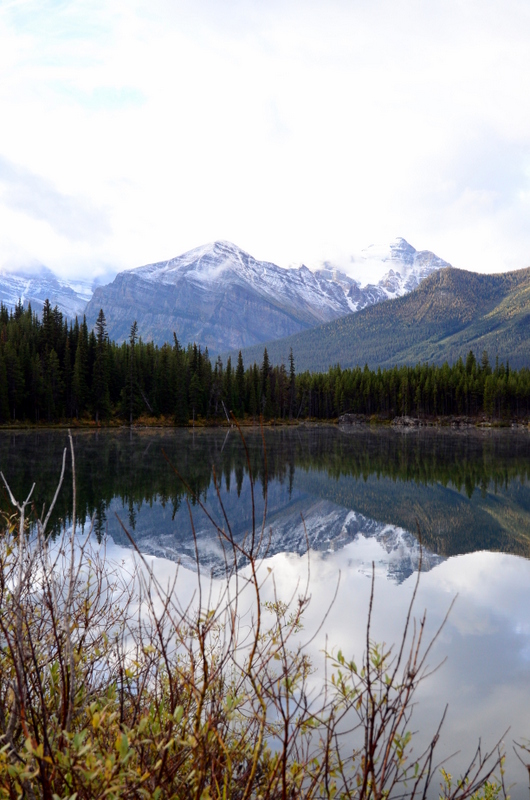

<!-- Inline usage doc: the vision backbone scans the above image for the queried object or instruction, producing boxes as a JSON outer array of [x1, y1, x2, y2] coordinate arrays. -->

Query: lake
[[2, 424, 530, 796]]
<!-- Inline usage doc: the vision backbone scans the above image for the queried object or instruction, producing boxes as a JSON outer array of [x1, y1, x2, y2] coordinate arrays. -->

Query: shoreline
[[338, 412, 530, 429], [0, 413, 529, 432]]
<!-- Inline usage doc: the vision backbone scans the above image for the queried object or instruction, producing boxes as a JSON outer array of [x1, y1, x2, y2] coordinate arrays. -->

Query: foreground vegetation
[[0, 429, 512, 799], [2, 302, 530, 426]]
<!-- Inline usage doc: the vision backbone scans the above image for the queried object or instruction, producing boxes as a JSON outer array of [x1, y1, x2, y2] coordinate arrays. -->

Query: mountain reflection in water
[[1, 426, 530, 569], [104, 481, 444, 582]]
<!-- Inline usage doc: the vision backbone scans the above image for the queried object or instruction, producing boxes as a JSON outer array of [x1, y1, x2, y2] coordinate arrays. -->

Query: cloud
[[52, 84, 145, 111], [1, 0, 530, 278], [0, 155, 111, 243]]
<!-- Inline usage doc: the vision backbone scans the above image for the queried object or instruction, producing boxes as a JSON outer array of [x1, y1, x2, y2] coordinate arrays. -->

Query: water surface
[[2, 426, 530, 795]]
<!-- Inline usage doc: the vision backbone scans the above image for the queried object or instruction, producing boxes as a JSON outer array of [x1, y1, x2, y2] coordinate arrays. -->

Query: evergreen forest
[[2, 301, 530, 424]]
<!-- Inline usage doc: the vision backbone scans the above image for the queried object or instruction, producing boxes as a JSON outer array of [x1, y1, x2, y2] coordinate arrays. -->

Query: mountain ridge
[[84, 238, 450, 349], [229, 265, 530, 371]]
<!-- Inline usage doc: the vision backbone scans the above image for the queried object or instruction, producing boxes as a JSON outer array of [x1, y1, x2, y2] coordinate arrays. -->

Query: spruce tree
[[63, 336, 73, 417], [235, 351, 245, 416], [0, 355, 9, 422], [223, 356, 233, 414], [173, 337, 189, 425], [44, 348, 64, 420], [4, 342, 24, 420], [189, 373, 204, 422], [261, 348, 270, 392], [92, 309, 110, 423], [129, 321, 138, 424], [261, 348, 271, 414], [72, 320, 89, 418], [289, 347, 296, 418]]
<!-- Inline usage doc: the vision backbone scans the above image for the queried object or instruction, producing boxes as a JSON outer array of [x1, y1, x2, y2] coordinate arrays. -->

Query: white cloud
[[0, 0, 529, 279], [0, 155, 111, 240]]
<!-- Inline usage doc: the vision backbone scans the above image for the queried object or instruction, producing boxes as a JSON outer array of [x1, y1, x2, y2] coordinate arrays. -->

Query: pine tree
[[261, 348, 270, 393], [248, 364, 260, 421], [189, 373, 204, 422], [223, 356, 233, 414], [63, 336, 73, 417], [481, 350, 491, 375], [72, 320, 89, 418], [466, 350, 476, 375], [210, 357, 223, 418], [154, 343, 174, 416], [261, 348, 271, 415], [128, 321, 138, 424], [197, 347, 212, 418], [0, 354, 9, 422], [288, 348, 296, 419], [92, 309, 110, 423], [4, 342, 24, 420], [174, 337, 189, 425], [44, 348, 64, 420], [29, 354, 44, 421], [41, 299, 53, 353]]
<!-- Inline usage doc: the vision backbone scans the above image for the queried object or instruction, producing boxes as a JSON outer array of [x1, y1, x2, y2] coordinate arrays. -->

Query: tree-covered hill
[[230, 266, 530, 371]]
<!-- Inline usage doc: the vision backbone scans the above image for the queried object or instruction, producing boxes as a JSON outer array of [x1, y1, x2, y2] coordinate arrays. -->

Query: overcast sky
[[1, 0, 530, 282]]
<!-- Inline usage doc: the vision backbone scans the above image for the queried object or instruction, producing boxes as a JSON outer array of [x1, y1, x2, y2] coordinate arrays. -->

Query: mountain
[[232, 265, 530, 372], [85, 240, 351, 349], [85, 239, 449, 350], [316, 237, 451, 311], [0, 266, 93, 320]]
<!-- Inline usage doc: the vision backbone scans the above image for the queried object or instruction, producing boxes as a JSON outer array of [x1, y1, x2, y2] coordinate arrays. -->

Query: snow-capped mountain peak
[[83, 237, 451, 348], [328, 238, 452, 312], [0, 265, 93, 320], [363, 237, 416, 263], [135, 240, 247, 283], [129, 240, 354, 318], [359, 237, 450, 279]]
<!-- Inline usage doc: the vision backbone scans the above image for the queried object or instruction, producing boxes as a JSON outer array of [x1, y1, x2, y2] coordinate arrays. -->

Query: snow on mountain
[[85, 240, 356, 349], [131, 240, 353, 318], [362, 237, 451, 291], [0, 265, 93, 320], [122, 236, 447, 317], [86, 238, 450, 350], [2, 237, 450, 346], [315, 238, 452, 313]]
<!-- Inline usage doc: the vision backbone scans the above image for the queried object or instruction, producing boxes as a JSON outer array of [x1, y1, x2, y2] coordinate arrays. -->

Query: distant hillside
[[231, 266, 530, 371]]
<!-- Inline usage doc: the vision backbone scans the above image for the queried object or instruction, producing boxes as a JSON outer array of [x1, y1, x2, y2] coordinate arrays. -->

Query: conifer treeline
[[1, 302, 530, 423]]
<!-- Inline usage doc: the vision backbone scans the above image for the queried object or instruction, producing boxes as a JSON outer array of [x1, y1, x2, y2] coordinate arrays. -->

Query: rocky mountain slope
[[233, 266, 530, 371], [85, 239, 450, 349], [0, 266, 92, 320]]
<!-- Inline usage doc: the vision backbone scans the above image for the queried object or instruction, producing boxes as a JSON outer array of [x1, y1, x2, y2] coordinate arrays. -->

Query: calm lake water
[[2, 425, 530, 795]]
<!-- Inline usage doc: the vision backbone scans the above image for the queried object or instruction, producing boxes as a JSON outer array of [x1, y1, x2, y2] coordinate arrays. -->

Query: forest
[[1, 300, 530, 424]]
